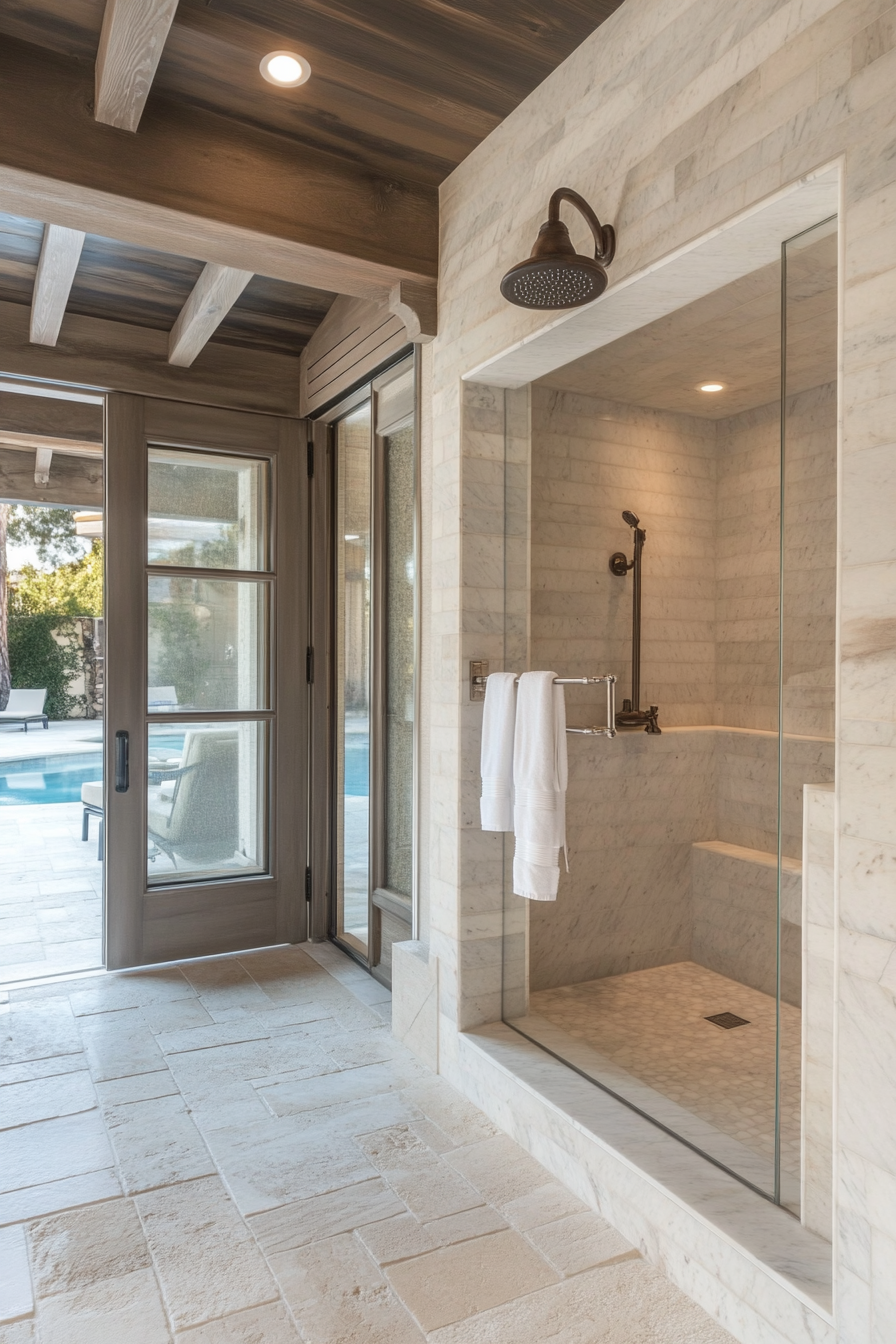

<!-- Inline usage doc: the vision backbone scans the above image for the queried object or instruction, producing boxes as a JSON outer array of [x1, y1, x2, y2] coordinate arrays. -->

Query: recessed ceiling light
[[260, 51, 311, 88], [698, 382, 725, 392]]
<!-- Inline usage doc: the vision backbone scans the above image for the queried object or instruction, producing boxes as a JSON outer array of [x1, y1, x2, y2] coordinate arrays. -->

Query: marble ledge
[[455, 1023, 834, 1331]]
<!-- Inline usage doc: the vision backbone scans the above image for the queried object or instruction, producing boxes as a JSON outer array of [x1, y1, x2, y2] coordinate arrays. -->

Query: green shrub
[[8, 613, 85, 720]]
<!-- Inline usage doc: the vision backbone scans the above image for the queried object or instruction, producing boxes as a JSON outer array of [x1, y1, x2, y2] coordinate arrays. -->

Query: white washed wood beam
[[30, 225, 86, 347], [34, 446, 53, 485], [95, 0, 180, 133], [168, 263, 253, 368]]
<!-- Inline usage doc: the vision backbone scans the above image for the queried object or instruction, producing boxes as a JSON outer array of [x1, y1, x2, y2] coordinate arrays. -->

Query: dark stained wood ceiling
[[0, 0, 626, 186], [0, 210, 336, 357]]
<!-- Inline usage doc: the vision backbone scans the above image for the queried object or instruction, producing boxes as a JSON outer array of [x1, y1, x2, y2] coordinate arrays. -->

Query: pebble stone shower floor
[[0, 941, 738, 1343]]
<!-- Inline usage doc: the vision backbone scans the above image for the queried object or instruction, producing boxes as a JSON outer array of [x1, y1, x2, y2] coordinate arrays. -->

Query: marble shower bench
[[692, 840, 801, 1005]]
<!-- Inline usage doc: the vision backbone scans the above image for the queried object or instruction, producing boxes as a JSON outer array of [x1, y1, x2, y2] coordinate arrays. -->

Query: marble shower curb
[[445, 1021, 834, 1344]]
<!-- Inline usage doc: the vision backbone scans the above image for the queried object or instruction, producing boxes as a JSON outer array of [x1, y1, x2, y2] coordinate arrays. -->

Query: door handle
[[115, 731, 129, 793]]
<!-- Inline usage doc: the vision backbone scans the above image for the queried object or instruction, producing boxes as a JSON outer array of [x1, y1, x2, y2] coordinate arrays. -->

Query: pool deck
[[0, 718, 103, 762], [0, 799, 103, 986]]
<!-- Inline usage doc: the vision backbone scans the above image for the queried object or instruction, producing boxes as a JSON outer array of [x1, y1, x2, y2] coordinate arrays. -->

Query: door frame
[[104, 393, 308, 968]]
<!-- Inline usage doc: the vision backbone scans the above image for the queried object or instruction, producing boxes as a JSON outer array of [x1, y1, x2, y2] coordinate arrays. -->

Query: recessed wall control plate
[[470, 660, 489, 701]]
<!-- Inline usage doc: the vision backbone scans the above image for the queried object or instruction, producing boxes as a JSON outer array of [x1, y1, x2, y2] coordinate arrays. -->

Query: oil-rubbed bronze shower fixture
[[609, 510, 661, 734], [500, 188, 616, 310]]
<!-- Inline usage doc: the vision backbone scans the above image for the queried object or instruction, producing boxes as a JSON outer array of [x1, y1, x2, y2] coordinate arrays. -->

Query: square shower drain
[[705, 1012, 750, 1029]]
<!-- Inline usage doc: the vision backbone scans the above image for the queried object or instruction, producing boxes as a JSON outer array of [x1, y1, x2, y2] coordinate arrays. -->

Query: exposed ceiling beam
[[95, 0, 180, 133], [0, 38, 437, 304], [30, 225, 85, 347], [0, 432, 102, 460], [33, 446, 52, 485], [168, 263, 253, 367]]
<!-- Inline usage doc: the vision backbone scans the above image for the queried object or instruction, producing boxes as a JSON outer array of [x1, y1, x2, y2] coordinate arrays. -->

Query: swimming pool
[[0, 752, 103, 806]]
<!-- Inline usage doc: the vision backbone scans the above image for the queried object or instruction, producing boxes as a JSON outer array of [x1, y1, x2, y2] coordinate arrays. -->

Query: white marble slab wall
[[530, 386, 717, 726], [802, 783, 835, 1242], [390, 0, 896, 1336]]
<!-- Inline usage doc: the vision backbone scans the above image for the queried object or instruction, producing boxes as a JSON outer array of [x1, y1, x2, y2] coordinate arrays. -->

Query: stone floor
[[529, 961, 801, 1209], [0, 941, 736, 1343], [0, 803, 103, 986]]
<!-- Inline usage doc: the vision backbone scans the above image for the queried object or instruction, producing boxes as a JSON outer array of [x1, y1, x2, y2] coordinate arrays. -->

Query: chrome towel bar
[[470, 665, 616, 739]]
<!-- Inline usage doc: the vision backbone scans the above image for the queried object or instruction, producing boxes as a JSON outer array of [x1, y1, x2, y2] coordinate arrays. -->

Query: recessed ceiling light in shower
[[698, 382, 725, 392]]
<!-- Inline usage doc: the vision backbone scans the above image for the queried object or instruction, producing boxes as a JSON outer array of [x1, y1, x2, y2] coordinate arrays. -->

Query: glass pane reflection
[[148, 447, 268, 570], [334, 403, 371, 952], [147, 576, 268, 712], [146, 721, 267, 885]]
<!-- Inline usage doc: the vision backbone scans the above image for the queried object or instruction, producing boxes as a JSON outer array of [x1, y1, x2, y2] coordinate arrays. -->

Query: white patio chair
[[0, 689, 49, 731]]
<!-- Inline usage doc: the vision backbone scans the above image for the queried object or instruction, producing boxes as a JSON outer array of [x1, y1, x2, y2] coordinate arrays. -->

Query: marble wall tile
[[393, 0, 896, 1338]]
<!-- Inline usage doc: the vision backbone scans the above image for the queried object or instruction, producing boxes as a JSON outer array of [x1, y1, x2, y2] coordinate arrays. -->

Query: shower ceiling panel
[[538, 229, 837, 418]]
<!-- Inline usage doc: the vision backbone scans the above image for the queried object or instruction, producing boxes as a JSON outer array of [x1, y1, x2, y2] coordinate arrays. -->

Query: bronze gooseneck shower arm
[[609, 511, 661, 734]]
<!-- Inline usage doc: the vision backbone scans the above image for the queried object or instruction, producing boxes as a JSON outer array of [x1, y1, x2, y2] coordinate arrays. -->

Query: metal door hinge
[[307, 441, 314, 477], [306, 646, 314, 683], [305, 867, 312, 902]]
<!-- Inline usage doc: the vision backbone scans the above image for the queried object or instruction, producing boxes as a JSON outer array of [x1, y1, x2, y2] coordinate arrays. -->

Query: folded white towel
[[512, 671, 568, 901], [480, 672, 517, 831]]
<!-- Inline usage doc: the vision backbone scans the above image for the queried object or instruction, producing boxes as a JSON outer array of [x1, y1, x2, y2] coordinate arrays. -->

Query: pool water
[[344, 736, 369, 796], [0, 752, 103, 806]]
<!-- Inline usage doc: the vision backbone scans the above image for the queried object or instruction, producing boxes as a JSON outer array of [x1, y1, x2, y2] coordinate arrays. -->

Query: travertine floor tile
[[502, 1181, 585, 1231], [0, 1321, 35, 1343], [247, 1177, 405, 1254], [34, 1267, 170, 1344], [0, 1070, 95, 1130], [270, 1232, 424, 1344], [136, 1177, 278, 1330], [356, 1125, 485, 1222], [0, 1111, 113, 1193], [427, 1259, 736, 1344], [526, 1211, 637, 1276], [0, 1000, 82, 1064], [77, 1009, 164, 1082], [384, 1228, 559, 1331], [205, 1115, 379, 1216], [0, 943, 735, 1343], [102, 1095, 215, 1195], [0, 1169, 122, 1226], [443, 1133, 557, 1208], [173, 1301, 300, 1342], [28, 1199, 151, 1298], [0, 1225, 33, 1324]]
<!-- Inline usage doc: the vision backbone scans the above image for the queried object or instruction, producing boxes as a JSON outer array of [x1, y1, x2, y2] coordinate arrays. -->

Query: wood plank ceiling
[[0, 0, 625, 368], [0, 0, 624, 187]]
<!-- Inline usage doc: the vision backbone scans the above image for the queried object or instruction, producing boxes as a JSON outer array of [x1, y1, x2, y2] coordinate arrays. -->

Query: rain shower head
[[499, 188, 616, 311], [622, 510, 640, 528]]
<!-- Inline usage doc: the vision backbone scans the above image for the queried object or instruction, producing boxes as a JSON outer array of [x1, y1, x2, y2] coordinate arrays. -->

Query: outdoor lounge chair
[[81, 780, 103, 860], [147, 727, 240, 868], [0, 689, 49, 731]]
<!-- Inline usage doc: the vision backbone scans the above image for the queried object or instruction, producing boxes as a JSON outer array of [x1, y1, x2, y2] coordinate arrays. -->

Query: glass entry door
[[104, 396, 306, 969]]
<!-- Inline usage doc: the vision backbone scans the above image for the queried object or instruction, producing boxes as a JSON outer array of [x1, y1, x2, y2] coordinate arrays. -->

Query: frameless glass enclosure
[[499, 216, 838, 1217]]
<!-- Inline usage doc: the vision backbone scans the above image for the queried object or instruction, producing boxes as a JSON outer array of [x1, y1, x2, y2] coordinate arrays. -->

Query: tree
[[11, 542, 103, 617], [0, 505, 95, 710], [0, 503, 9, 709], [7, 506, 84, 566]]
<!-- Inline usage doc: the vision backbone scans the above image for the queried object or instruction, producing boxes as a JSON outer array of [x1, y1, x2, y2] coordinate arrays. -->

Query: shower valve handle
[[609, 551, 631, 576]]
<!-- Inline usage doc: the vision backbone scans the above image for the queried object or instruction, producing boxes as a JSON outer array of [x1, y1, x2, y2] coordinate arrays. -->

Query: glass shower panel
[[780, 217, 838, 1224], [498, 219, 838, 1209], [334, 403, 372, 953]]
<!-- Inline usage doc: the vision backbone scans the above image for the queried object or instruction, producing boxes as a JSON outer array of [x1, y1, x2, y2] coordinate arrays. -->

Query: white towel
[[479, 672, 517, 831], [512, 671, 568, 901]]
